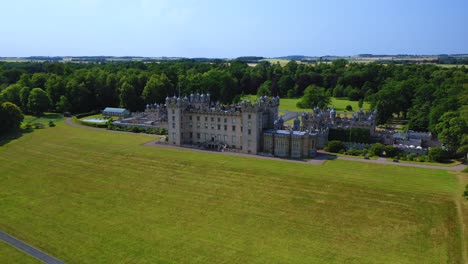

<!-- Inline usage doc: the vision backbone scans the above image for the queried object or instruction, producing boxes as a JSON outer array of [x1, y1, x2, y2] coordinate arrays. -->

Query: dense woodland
[[0, 59, 466, 155]]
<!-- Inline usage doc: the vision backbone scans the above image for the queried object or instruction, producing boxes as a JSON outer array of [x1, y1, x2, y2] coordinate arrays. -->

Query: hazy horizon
[[1, 0, 467, 57]]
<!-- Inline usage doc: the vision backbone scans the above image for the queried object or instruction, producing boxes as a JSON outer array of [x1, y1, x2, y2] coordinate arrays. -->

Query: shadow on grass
[[315, 152, 337, 160], [0, 128, 33, 147], [23, 113, 64, 123]]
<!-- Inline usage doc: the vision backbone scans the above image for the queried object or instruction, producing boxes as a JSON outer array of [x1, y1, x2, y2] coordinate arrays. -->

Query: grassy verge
[[387, 158, 461, 167]]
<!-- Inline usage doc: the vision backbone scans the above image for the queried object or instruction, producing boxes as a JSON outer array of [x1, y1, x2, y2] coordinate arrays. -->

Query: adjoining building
[[166, 94, 328, 158], [301, 107, 377, 135], [102, 107, 130, 118]]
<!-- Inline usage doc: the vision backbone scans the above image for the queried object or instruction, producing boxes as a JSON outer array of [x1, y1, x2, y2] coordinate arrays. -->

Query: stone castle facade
[[164, 94, 380, 159], [166, 94, 329, 158]]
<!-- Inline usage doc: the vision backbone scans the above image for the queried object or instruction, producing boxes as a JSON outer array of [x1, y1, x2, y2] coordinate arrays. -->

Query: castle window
[[211, 124, 215, 129], [224, 118, 227, 123], [197, 122, 200, 128], [205, 123, 208, 129], [248, 114, 251, 119], [172, 110, 175, 114], [205, 117, 208, 121], [232, 135, 236, 143], [248, 129, 251, 135], [189, 116, 192, 121], [217, 118, 221, 122], [217, 124, 221, 130], [241, 126, 243, 132], [224, 125, 227, 131], [248, 121, 251, 128], [172, 116, 175, 121], [211, 117, 214, 122], [232, 118, 236, 123], [197, 116, 200, 121], [197, 133, 200, 139], [172, 123, 175, 129], [232, 125, 236, 131], [189, 132, 193, 138]]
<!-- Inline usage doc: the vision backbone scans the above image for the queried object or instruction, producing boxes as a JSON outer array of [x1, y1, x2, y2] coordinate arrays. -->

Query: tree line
[[0, 59, 466, 155]]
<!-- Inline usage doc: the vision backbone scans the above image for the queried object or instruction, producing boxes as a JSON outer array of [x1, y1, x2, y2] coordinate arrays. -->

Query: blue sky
[[1, 0, 467, 57]]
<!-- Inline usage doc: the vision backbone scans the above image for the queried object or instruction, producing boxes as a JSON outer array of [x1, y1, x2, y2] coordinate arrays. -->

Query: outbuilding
[[102, 107, 130, 117]]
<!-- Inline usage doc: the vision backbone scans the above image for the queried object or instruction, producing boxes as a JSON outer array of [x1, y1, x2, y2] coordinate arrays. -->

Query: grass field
[[0, 241, 40, 264], [0, 121, 466, 263], [23, 113, 63, 125], [242, 95, 370, 113]]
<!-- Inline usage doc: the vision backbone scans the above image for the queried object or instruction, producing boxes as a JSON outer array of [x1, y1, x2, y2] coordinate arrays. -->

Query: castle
[[165, 94, 329, 158]]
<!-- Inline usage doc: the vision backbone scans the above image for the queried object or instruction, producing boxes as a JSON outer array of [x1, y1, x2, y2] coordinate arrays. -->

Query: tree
[[257, 80, 272, 97], [435, 112, 467, 153], [0, 102, 24, 133], [345, 105, 353, 111], [0, 84, 23, 106], [428, 147, 446, 162], [19, 86, 31, 112], [56, 95, 71, 112], [142, 74, 173, 104], [119, 82, 139, 111], [27, 88, 51, 116], [296, 85, 330, 109]]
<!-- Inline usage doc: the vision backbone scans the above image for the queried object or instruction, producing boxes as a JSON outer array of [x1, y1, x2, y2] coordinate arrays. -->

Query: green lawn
[[242, 95, 370, 113], [23, 113, 63, 125], [0, 241, 41, 264], [0, 121, 465, 263]]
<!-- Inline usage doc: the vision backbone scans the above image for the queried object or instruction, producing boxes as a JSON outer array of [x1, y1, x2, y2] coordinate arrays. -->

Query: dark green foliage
[[48, 121, 56, 127], [435, 111, 467, 154], [324, 140, 345, 153], [0, 60, 465, 137], [27, 88, 51, 115], [428, 147, 446, 162], [464, 185, 468, 199], [369, 143, 386, 157], [0, 102, 24, 133], [345, 105, 353, 111], [296, 85, 330, 109], [328, 128, 371, 143]]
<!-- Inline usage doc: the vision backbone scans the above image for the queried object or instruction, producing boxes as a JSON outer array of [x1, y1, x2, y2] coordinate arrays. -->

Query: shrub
[[48, 121, 56, 127], [325, 140, 346, 153], [406, 153, 416, 161], [369, 143, 386, 157], [428, 147, 446, 162], [345, 105, 353, 111], [464, 185, 468, 199]]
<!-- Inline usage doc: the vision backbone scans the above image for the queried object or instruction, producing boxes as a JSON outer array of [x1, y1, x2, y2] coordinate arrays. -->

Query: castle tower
[[167, 96, 186, 145]]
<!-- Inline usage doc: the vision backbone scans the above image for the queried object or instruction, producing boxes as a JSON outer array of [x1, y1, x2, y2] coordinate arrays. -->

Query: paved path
[[281, 111, 300, 122], [143, 141, 325, 165], [0, 231, 64, 264], [317, 151, 467, 171]]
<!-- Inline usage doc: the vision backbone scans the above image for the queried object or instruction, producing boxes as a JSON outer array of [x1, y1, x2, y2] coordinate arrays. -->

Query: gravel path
[[143, 141, 325, 165], [317, 151, 467, 171], [0, 231, 64, 264]]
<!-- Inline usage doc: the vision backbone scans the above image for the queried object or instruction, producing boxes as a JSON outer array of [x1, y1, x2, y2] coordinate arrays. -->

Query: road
[[0, 231, 64, 264]]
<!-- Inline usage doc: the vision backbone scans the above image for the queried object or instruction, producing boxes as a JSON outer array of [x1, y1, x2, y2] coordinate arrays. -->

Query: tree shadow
[[0, 128, 33, 147]]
